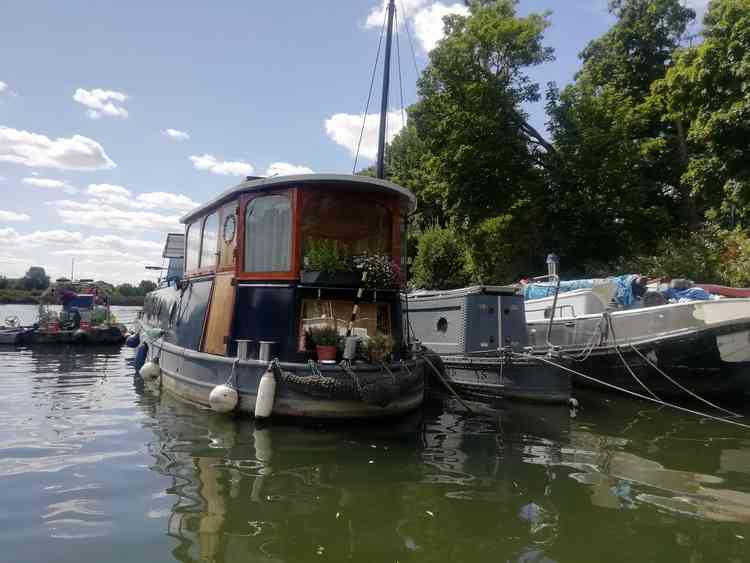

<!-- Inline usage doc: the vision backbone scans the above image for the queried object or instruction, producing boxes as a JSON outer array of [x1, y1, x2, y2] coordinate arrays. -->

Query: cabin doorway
[[202, 272, 236, 355]]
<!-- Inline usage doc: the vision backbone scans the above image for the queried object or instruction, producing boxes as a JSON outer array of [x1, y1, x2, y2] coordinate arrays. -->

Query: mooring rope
[[421, 354, 474, 414], [513, 352, 750, 430], [627, 342, 743, 418], [603, 312, 662, 401]]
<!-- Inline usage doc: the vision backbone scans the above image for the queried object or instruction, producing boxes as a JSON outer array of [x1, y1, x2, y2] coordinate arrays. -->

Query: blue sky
[[0, 0, 707, 284]]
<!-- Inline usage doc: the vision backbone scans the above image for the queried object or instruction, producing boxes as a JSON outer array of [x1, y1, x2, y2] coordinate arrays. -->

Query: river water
[[1, 304, 749, 562]]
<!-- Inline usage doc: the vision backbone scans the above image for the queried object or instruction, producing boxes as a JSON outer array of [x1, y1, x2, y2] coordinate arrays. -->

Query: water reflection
[[140, 388, 574, 563]]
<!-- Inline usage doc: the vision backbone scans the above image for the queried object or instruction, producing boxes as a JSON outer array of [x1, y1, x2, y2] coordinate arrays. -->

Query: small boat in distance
[[33, 279, 127, 345]]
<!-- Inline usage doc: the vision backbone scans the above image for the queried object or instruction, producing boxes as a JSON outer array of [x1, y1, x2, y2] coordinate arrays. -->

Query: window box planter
[[299, 270, 363, 287]]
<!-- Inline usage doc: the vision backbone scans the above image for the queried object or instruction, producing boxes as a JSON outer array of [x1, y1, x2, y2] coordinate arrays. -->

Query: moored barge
[[135, 174, 425, 419]]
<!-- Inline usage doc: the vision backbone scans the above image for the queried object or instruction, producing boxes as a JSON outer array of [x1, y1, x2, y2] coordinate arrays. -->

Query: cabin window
[[244, 195, 292, 272], [200, 212, 219, 269], [185, 221, 201, 272], [301, 194, 392, 256]]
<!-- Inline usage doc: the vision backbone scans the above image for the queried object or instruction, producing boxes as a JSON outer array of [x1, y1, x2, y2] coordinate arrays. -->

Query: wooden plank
[[202, 273, 236, 355]]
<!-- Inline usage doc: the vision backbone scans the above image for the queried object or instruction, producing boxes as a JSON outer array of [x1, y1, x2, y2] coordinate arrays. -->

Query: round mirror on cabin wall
[[223, 214, 236, 243]]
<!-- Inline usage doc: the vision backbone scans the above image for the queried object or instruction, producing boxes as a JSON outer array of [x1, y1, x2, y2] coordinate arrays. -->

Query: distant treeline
[[0, 267, 156, 306]]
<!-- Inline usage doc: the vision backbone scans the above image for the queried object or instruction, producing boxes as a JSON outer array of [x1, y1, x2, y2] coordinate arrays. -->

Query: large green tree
[[546, 0, 697, 265], [400, 0, 555, 283], [650, 0, 750, 225]]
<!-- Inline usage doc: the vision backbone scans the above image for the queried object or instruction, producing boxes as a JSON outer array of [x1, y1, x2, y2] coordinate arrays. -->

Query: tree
[[0, 276, 8, 290], [650, 0, 750, 225], [22, 266, 50, 291], [138, 280, 157, 294], [399, 1, 554, 278], [546, 0, 698, 265], [411, 227, 470, 289]]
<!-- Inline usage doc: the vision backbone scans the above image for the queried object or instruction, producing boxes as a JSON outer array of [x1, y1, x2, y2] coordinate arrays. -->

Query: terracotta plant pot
[[316, 345, 337, 363]]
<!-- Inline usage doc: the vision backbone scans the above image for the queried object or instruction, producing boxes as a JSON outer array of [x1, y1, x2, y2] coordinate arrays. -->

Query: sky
[[0, 0, 708, 285]]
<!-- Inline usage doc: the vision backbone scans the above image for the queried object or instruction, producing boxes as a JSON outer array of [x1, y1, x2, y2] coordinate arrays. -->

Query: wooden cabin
[[142, 174, 416, 363]]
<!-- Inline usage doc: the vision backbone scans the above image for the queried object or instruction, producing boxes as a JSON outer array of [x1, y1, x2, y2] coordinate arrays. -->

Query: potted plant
[[301, 239, 361, 286], [367, 332, 394, 363], [352, 253, 403, 289], [308, 326, 341, 363]]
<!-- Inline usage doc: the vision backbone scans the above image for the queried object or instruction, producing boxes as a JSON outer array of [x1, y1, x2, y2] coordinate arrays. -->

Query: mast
[[376, 0, 396, 180]]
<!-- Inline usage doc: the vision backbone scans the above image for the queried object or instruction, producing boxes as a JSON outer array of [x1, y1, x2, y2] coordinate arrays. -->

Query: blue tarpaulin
[[662, 287, 713, 302], [523, 275, 637, 307]]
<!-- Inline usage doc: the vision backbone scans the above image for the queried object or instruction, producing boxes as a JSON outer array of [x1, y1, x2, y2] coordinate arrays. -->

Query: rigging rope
[[399, 0, 421, 78], [395, 7, 407, 137], [353, 6, 388, 173]]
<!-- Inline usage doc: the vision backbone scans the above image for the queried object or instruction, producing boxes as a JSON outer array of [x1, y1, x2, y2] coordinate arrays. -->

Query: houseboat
[[405, 285, 572, 403], [135, 174, 425, 419]]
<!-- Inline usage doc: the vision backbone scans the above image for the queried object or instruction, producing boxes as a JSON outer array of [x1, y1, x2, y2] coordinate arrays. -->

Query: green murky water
[[1, 305, 749, 563]]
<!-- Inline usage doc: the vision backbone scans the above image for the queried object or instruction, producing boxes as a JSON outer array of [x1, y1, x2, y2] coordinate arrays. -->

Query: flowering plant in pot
[[352, 253, 403, 289], [307, 326, 341, 362]]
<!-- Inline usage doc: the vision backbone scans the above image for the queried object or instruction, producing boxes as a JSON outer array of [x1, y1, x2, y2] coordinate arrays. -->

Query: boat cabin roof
[[181, 174, 417, 223]]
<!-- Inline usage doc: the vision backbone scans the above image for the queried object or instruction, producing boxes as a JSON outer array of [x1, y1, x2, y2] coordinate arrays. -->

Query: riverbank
[[0, 289, 144, 306]]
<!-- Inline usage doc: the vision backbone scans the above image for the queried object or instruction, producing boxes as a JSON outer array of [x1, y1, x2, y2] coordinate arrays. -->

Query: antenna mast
[[376, 0, 396, 179]]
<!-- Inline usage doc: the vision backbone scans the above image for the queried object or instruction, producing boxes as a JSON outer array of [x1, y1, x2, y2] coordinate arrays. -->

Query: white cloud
[[365, 0, 429, 28], [364, 1, 467, 52], [73, 88, 129, 119], [50, 200, 182, 232], [0, 227, 85, 245], [413, 2, 469, 51], [87, 183, 131, 197], [164, 128, 190, 141], [22, 177, 78, 195], [324, 110, 406, 160], [85, 184, 198, 211], [265, 162, 314, 177], [0, 126, 116, 171], [190, 154, 254, 176], [134, 191, 198, 211], [0, 81, 7, 93], [0, 210, 30, 222]]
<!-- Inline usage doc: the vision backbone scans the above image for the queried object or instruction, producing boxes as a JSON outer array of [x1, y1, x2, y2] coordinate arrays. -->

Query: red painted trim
[[697, 284, 750, 298]]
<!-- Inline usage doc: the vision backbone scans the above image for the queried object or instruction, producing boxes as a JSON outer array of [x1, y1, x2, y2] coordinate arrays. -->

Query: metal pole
[[376, 0, 396, 180]]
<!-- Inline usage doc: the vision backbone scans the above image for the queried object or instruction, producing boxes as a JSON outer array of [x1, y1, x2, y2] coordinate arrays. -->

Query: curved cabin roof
[[181, 174, 417, 224]]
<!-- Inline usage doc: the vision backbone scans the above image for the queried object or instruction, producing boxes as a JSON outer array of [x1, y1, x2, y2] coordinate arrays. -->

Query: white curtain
[[245, 195, 291, 272]]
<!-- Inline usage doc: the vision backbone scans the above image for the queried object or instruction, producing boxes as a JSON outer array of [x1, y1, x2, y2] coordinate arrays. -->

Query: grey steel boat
[[405, 286, 571, 403]]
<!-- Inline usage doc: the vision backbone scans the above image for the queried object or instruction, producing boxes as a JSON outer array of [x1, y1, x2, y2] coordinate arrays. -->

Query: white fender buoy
[[209, 384, 239, 413], [568, 397, 580, 409], [254, 368, 276, 419], [139, 360, 161, 381]]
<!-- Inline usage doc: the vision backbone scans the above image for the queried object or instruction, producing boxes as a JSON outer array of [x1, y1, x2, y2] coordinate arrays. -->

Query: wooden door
[[201, 272, 236, 355]]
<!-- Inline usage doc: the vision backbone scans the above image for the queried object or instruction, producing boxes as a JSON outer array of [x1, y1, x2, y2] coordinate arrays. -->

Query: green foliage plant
[[308, 326, 341, 347], [303, 239, 348, 275], [411, 227, 470, 289]]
